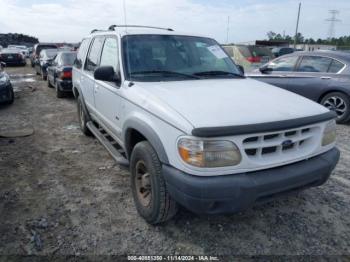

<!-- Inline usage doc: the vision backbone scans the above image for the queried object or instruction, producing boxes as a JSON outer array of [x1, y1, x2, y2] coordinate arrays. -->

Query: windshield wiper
[[131, 70, 200, 79], [193, 70, 244, 78]]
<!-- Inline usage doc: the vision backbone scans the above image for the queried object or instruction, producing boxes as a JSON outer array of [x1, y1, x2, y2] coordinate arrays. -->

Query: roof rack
[[108, 25, 174, 31]]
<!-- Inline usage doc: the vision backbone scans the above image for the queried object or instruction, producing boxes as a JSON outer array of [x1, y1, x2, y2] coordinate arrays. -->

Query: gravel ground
[[0, 63, 349, 260]]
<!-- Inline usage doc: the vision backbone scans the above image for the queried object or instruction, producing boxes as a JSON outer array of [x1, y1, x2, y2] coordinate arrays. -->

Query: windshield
[[61, 52, 77, 65], [122, 35, 242, 81], [44, 49, 58, 59]]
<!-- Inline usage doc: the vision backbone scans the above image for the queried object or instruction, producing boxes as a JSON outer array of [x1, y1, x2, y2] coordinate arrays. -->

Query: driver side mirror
[[94, 66, 121, 86], [259, 65, 273, 74]]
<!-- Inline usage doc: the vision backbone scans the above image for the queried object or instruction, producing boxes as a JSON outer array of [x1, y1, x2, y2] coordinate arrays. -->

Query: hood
[[131, 78, 329, 129]]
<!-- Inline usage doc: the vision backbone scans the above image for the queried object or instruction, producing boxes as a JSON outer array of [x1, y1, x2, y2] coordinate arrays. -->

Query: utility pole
[[226, 16, 230, 44], [294, 2, 301, 48], [326, 10, 341, 40]]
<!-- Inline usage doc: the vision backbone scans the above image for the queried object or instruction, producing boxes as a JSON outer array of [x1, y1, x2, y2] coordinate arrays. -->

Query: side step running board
[[86, 121, 129, 167]]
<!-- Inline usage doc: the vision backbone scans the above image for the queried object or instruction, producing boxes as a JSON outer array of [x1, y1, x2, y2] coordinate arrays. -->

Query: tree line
[[0, 33, 39, 47], [266, 31, 350, 47]]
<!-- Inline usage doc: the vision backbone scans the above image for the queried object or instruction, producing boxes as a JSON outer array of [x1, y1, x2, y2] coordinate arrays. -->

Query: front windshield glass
[[122, 35, 242, 81]]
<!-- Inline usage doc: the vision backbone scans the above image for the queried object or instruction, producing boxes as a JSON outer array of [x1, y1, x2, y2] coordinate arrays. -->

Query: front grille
[[242, 127, 315, 159]]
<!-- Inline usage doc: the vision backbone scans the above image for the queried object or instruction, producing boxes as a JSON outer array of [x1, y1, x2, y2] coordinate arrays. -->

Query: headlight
[[322, 120, 336, 146], [178, 138, 241, 167]]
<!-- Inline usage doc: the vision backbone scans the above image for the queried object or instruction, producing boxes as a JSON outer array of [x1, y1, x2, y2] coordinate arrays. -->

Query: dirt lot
[[0, 63, 350, 259]]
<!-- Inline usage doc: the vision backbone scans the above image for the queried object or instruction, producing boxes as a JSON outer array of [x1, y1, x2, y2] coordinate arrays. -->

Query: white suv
[[73, 25, 340, 224]]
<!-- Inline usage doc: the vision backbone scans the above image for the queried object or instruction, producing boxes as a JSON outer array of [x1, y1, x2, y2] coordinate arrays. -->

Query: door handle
[[321, 76, 331, 80], [94, 84, 99, 93]]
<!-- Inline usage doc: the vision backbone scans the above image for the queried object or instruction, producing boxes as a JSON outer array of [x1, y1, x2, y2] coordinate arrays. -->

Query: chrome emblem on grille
[[282, 140, 293, 147]]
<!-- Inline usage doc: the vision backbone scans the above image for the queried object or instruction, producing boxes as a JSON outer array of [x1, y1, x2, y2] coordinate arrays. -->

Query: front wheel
[[321, 92, 350, 124], [130, 141, 178, 224]]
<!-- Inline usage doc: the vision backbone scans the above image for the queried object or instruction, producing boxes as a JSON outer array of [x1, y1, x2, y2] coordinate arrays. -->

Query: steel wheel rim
[[323, 96, 347, 118], [134, 160, 152, 207]]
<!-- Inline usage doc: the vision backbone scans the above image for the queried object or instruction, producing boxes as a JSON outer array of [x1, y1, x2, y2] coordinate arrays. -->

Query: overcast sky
[[0, 0, 349, 43]]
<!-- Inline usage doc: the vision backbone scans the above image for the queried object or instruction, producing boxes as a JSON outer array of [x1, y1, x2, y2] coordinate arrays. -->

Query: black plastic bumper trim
[[191, 111, 337, 137]]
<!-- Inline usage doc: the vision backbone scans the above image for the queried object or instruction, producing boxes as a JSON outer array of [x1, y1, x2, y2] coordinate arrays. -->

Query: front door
[[94, 36, 123, 138]]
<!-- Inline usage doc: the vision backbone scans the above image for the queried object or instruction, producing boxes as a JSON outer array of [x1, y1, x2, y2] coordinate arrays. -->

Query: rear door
[[94, 36, 123, 138], [82, 36, 105, 111], [284, 55, 343, 101], [248, 55, 300, 89]]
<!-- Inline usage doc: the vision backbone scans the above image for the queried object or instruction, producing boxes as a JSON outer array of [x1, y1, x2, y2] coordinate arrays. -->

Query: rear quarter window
[[328, 59, 345, 73], [75, 39, 90, 69]]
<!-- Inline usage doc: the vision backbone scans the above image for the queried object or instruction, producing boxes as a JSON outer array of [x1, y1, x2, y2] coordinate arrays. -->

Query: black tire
[[55, 82, 64, 98], [77, 96, 92, 136], [47, 77, 52, 87], [130, 141, 178, 224], [41, 69, 47, 80], [321, 92, 350, 124], [6, 88, 14, 105]]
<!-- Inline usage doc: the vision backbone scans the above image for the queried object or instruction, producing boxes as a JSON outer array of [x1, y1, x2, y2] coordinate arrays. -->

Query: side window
[[85, 37, 104, 72], [328, 59, 345, 73], [267, 56, 298, 72], [100, 37, 119, 72], [74, 39, 90, 69], [297, 56, 332, 73]]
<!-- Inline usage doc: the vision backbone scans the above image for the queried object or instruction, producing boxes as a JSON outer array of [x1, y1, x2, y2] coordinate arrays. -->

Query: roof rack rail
[[108, 25, 174, 31]]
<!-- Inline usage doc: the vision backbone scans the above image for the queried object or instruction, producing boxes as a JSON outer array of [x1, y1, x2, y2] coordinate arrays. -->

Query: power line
[[325, 10, 341, 39]]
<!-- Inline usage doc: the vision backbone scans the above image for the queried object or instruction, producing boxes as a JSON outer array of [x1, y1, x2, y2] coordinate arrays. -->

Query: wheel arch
[[318, 89, 350, 103], [123, 119, 169, 165]]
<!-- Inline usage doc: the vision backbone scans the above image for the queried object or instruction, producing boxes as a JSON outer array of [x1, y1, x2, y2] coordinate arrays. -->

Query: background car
[[222, 45, 275, 72], [0, 62, 14, 105], [248, 51, 350, 123], [30, 43, 58, 67], [35, 48, 58, 80], [271, 47, 295, 57], [0, 48, 26, 66], [47, 51, 76, 98]]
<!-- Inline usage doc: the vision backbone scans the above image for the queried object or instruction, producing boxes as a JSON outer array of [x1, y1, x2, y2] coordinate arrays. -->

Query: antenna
[[326, 10, 341, 39]]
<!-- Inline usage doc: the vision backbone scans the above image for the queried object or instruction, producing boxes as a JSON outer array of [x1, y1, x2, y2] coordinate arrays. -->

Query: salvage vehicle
[[248, 51, 350, 123], [47, 51, 77, 98], [222, 45, 274, 72], [0, 48, 26, 66], [30, 43, 58, 67], [73, 25, 340, 224], [35, 49, 58, 80], [0, 62, 14, 104]]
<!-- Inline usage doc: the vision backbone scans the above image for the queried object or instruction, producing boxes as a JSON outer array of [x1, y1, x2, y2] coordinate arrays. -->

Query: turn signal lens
[[178, 138, 241, 168], [322, 120, 336, 146]]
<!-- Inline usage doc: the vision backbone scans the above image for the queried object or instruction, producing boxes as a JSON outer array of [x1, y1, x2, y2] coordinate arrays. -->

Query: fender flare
[[123, 118, 170, 164]]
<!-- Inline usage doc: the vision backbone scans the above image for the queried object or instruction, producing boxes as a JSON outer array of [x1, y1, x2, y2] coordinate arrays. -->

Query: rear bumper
[[57, 79, 72, 92], [163, 148, 340, 214], [0, 60, 26, 66]]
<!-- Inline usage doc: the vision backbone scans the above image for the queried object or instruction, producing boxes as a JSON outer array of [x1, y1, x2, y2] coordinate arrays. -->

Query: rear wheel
[[321, 92, 350, 124], [77, 96, 92, 136], [47, 77, 52, 87], [55, 82, 64, 98], [130, 141, 178, 224], [41, 69, 47, 80]]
